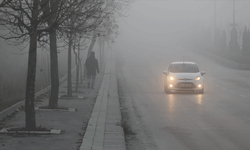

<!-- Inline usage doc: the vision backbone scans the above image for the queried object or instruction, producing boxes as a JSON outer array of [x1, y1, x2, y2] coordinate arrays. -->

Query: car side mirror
[[163, 71, 168, 75], [201, 71, 205, 76]]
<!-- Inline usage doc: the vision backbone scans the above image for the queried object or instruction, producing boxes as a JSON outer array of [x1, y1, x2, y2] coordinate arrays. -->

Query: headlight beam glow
[[195, 76, 201, 81], [169, 76, 175, 81]]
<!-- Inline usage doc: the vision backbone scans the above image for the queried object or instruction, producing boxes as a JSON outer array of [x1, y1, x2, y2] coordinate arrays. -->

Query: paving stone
[[79, 50, 126, 150]]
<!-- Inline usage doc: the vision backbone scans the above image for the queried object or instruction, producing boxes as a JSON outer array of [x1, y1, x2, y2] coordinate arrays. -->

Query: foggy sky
[[113, 0, 250, 52]]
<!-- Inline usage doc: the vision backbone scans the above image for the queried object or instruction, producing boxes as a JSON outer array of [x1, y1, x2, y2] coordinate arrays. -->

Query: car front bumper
[[166, 80, 204, 92]]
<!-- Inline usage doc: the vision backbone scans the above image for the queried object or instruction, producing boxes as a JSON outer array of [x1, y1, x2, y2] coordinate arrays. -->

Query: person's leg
[[91, 75, 96, 89], [87, 75, 91, 88]]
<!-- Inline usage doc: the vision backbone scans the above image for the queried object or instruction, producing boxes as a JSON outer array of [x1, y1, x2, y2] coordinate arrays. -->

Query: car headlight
[[169, 76, 175, 81], [194, 76, 201, 81]]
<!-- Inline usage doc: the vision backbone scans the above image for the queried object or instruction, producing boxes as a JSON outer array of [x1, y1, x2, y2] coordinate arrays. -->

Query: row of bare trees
[[0, 0, 132, 130]]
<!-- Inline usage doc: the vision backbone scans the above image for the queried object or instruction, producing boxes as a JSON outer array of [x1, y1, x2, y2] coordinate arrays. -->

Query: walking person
[[85, 51, 99, 89]]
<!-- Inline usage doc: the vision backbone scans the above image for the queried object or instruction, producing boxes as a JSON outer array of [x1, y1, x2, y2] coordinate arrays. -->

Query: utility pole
[[231, 0, 237, 26], [197, 1, 200, 36], [229, 0, 239, 52], [213, 0, 217, 45]]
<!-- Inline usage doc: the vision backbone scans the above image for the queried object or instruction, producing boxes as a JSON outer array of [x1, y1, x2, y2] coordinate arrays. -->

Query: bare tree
[[61, 0, 107, 96], [0, 0, 46, 130], [93, 0, 133, 68], [40, 0, 99, 106], [40, 0, 61, 108], [57, 0, 133, 95], [0, 0, 92, 129], [0, 0, 133, 130], [80, 0, 133, 79], [73, 35, 83, 92]]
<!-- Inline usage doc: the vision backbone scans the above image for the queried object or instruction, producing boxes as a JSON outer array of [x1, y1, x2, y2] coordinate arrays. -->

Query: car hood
[[169, 72, 201, 80]]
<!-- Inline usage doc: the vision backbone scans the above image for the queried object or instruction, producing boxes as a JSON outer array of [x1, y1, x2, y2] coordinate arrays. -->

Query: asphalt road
[[116, 44, 250, 150]]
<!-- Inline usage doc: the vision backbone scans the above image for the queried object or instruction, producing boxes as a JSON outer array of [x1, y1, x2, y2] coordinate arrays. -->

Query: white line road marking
[[222, 87, 227, 90]]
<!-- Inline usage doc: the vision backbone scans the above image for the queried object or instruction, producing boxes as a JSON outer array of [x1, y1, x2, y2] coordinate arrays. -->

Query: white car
[[163, 62, 205, 94]]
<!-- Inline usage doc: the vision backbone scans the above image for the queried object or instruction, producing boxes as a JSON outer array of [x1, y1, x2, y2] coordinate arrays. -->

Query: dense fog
[[0, 38, 101, 93], [1, 0, 250, 92], [114, 0, 250, 54]]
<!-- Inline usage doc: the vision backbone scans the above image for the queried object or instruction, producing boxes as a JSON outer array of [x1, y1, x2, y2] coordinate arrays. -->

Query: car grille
[[175, 82, 196, 88], [178, 78, 193, 80]]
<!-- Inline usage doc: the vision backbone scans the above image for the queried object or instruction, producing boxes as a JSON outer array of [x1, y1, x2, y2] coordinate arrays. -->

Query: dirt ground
[[118, 83, 144, 150], [0, 72, 103, 150]]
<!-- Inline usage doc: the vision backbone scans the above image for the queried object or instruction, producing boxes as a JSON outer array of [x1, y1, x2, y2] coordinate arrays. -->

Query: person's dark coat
[[85, 52, 99, 76]]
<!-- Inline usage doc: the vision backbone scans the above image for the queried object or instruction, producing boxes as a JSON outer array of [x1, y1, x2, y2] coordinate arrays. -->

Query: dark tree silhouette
[[242, 26, 250, 55], [0, 0, 133, 130], [0, 0, 45, 130], [229, 26, 240, 52], [220, 30, 227, 50]]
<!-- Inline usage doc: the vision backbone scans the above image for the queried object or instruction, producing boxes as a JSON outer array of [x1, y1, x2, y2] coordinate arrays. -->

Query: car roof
[[171, 61, 197, 65]]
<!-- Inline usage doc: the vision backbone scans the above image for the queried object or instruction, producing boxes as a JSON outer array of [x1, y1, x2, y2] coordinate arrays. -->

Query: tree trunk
[[75, 51, 79, 92], [25, 0, 39, 130], [75, 63, 79, 92], [99, 37, 105, 69], [48, 0, 59, 108], [25, 31, 37, 130], [75, 42, 81, 92], [80, 59, 83, 84], [67, 33, 73, 96], [49, 30, 59, 108], [87, 36, 97, 59], [98, 38, 102, 69]]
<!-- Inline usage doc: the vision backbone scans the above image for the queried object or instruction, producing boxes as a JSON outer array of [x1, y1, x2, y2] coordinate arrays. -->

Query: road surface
[[116, 44, 250, 150]]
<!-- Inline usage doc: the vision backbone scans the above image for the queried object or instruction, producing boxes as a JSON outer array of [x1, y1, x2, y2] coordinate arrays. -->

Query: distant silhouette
[[85, 51, 99, 89]]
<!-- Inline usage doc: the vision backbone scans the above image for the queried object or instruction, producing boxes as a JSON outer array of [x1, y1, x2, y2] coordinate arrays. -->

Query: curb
[[0, 101, 24, 121], [79, 50, 125, 150]]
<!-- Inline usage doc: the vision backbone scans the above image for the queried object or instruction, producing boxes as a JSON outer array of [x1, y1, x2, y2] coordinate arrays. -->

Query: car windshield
[[169, 64, 199, 73]]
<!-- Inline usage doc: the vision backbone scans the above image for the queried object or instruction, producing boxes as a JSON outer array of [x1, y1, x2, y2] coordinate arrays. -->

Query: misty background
[[0, 35, 103, 110], [114, 0, 250, 49], [1, 0, 250, 108]]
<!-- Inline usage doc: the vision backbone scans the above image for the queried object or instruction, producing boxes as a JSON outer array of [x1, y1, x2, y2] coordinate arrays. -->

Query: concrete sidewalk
[[80, 50, 126, 150]]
